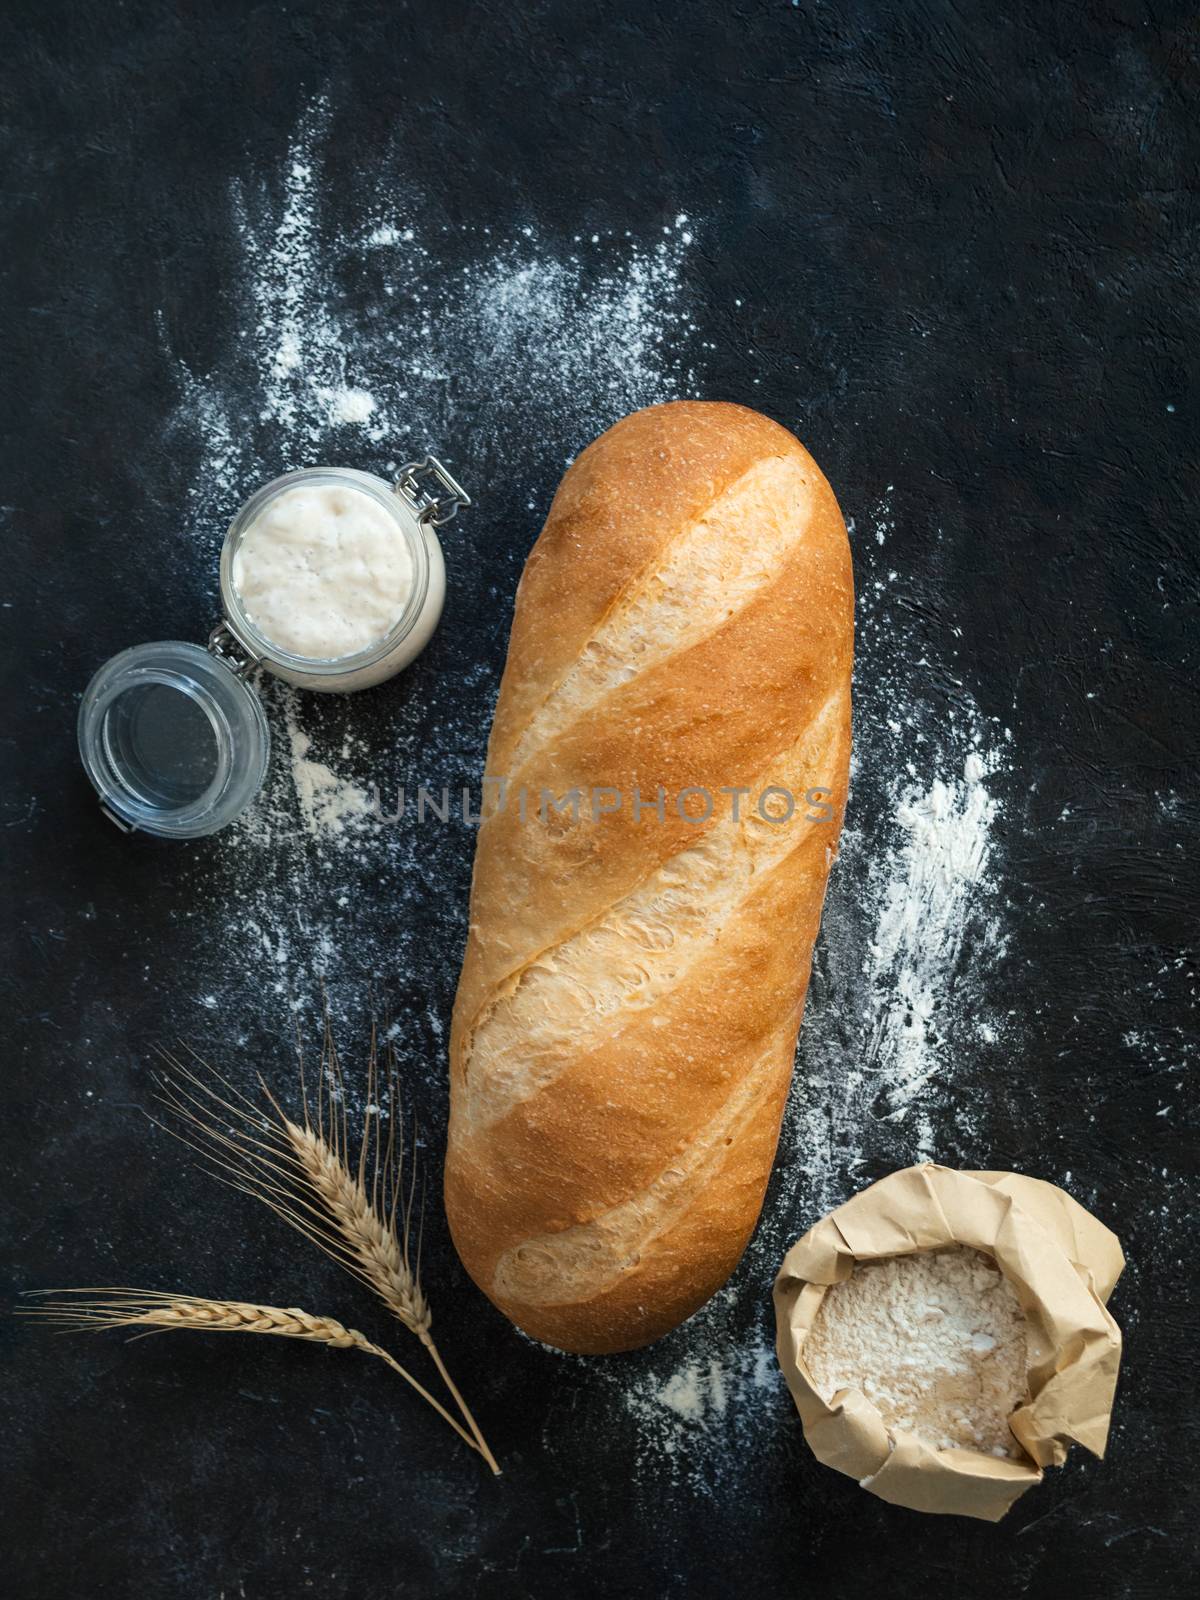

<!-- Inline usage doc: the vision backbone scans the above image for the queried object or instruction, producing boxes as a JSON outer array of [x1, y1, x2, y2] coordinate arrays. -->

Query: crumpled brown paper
[[773, 1164, 1124, 1521]]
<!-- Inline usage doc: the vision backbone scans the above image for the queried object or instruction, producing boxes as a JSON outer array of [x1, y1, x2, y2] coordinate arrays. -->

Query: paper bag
[[773, 1164, 1124, 1521]]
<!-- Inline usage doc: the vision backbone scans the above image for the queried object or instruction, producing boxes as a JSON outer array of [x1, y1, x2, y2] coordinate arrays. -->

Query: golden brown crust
[[446, 401, 853, 1354]]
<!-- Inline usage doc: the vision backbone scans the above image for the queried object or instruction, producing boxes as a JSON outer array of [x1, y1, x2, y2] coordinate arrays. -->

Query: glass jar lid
[[78, 641, 270, 838]]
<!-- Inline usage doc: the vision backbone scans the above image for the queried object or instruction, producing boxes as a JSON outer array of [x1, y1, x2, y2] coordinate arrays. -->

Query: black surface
[[3, 3, 1197, 1597]]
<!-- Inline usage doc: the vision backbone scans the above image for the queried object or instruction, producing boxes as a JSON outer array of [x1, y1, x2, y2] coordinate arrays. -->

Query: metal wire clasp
[[395, 456, 472, 527], [207, 621, 261, 679]]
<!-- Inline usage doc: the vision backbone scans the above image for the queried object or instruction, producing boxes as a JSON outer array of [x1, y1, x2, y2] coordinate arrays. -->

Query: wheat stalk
[[276, 1113, 431, 1335], [154, 1029, 500, 1475], [22, 1288, 476, 1450]]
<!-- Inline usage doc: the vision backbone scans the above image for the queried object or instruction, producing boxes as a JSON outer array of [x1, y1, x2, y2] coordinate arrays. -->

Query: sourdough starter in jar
[[231, 482, 416, 660], [218, 466, 447, 692]]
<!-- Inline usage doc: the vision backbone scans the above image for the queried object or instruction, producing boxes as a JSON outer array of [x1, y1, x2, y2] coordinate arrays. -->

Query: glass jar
[[77, 457, 468, 838], [216, 465, 448, 692]]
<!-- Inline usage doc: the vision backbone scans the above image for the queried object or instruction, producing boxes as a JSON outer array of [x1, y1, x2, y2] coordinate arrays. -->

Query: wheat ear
[[154, 1032, 500, 1476], [21, 1289, 475, 1450]]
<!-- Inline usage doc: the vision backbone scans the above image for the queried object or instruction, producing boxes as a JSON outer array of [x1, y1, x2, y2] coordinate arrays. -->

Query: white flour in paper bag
[[804, 1247, 1029, 1457]]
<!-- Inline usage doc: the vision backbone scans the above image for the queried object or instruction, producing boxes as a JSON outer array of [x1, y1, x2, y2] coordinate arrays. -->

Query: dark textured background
[[2, 2, 1197, 1597]]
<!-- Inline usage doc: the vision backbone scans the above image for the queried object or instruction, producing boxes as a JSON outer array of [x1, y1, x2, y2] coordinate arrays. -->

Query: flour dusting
[[619, 1322, 781, 1472], [777, 522, 1017, 1222], [177, 98, 700, 505], [287, 720, 373, 838], [865, 746, 1007, 1132]]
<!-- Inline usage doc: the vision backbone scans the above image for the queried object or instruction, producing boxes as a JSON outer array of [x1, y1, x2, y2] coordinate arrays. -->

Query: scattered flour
[[288, 723, 373, 836], [864, 747, 1007, 1124], [320, 386, 376, 425], [173, 93, 700, 515], [804, 1247, 1029, 1459], [776, 510, 1018, 1223], [656, 1358, 728, 1423], [621, 1327, 779, 1459]]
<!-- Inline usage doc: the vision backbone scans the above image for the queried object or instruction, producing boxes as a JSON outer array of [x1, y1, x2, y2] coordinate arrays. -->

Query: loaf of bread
[[446, 401, 853, 1354]]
